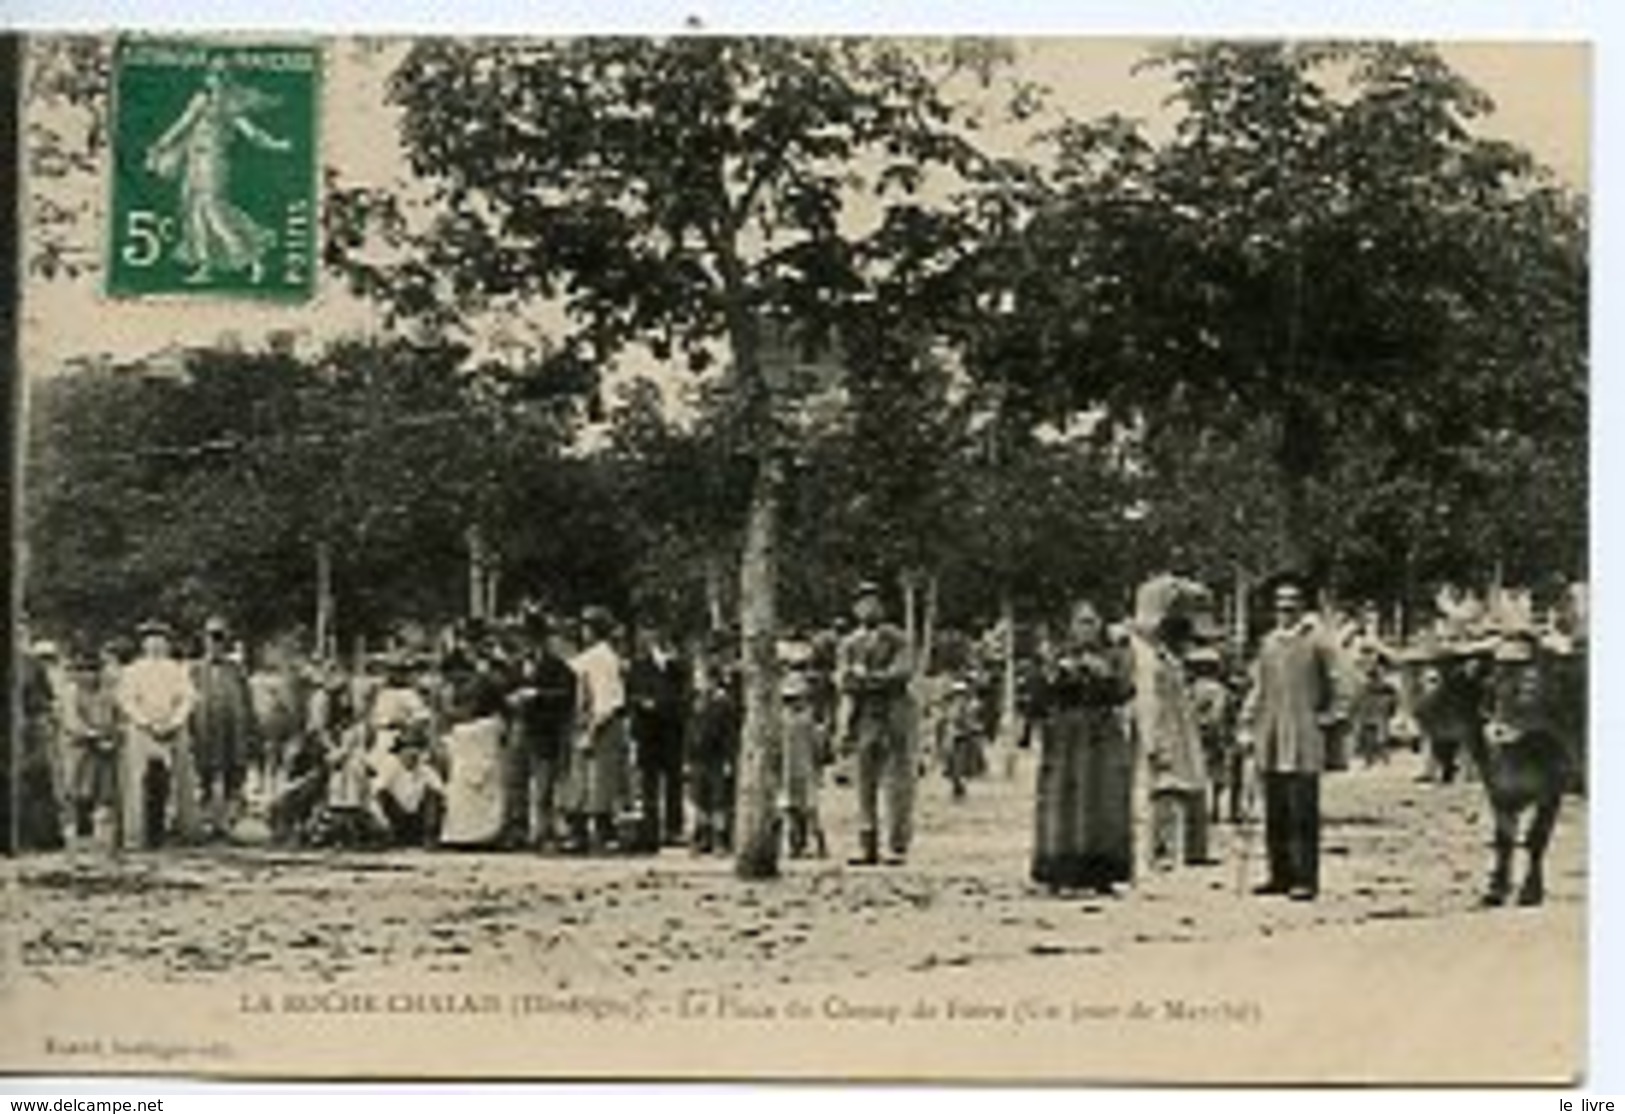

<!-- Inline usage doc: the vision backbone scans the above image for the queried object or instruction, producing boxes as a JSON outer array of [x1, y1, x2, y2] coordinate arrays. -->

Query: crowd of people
[[11, 573, 1587, 907]]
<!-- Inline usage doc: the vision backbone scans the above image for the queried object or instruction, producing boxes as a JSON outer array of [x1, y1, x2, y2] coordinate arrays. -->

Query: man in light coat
[[1242, 579, 1338, 900], [116, 620, 199, 848], [837, 582, 914, 866]]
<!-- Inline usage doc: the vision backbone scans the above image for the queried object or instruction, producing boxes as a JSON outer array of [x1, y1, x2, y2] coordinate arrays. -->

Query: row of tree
[[22, 37, 1587, 877]]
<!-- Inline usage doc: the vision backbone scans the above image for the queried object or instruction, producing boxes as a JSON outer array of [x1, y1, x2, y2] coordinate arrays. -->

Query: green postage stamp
[[107, 39, 320, 300]]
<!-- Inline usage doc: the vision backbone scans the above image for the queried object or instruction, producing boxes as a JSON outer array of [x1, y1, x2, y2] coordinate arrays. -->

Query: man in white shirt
[[116, 620, 198, 848], [565, 606, 627, 853], [367, 653, 435, 786], [375, 723, 446, 848]]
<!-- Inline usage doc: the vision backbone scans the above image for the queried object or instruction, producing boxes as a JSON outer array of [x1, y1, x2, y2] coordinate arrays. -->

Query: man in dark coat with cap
[[627, 619, 690, 850], [837, 580, 915, 866], [507, 609, 579, 850], [190, 615, 258, 840], [16, 635, 66, 850]]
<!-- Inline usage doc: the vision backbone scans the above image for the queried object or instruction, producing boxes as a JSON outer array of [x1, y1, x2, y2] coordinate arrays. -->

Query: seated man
[[268, 728, 331, 846], [375, 723, 445, 848]]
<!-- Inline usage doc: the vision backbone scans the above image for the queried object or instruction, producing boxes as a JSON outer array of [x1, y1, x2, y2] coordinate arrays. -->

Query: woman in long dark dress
[[1032, 601, 1137, 895]]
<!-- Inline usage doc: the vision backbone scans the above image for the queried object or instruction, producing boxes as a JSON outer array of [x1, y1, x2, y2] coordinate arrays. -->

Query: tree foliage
[[22, 35, 1586, 670], [966, 41, 1587, 591]]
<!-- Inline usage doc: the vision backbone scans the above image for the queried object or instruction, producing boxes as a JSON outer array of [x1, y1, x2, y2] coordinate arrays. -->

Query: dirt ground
[[2, 747, 1588, 1082]]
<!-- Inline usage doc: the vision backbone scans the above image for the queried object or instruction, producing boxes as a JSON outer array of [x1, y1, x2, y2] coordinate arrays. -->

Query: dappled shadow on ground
[[12, 750, 1585, 993]]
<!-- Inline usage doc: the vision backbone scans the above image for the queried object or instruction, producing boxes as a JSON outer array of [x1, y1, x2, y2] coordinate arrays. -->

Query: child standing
[[780, 671, 828, 858]]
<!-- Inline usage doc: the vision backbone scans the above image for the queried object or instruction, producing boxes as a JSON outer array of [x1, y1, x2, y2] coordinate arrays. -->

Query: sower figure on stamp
[[143, 55, 292, 285], [1241, 578, 1338, 901], [837, 581, 915, 867]]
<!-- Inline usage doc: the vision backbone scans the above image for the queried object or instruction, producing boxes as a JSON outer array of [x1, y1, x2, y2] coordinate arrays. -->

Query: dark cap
[[581, 605, 616, 638], [521, 603, 553, 637], [391, 721, 431, 753]]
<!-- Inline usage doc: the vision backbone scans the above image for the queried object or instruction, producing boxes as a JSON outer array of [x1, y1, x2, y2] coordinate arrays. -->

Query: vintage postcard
[[2, 31, 1589, 1083]]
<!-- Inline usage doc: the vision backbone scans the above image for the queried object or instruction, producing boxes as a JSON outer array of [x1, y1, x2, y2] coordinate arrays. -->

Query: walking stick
[[1233, 739, 1257, 897], [1235, 811, 1255, 896]]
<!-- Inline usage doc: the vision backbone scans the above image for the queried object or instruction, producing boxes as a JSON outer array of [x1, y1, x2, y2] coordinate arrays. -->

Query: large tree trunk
[[728, 291, 783, 881], [733, 453, 784, 879]]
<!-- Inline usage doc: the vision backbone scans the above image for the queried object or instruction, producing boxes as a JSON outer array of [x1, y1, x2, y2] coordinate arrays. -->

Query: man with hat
[[15, 629, 66, 850], [60, 644, 124, 847], [837, 580, 915, 866], [30, 639, 72, 828], [1414, 634, 1490, 787], [688, 629, 742, 855], [780, 667, 829, 858], [1347, 638, 1401, 768], [368, 648, 435, 783], [936, 675, 985, 802], [375, 721, 445, 848], [627, 618, 691, 852], [116, 619, 199, 848], [565, 605, 629, 854], [506, 607, 579, 850], [1240, 576, 1338, 900], [190, 615, 259, 840]]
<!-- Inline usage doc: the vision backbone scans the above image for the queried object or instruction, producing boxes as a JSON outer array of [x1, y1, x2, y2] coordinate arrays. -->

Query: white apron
[[441, 716, 506, 846]]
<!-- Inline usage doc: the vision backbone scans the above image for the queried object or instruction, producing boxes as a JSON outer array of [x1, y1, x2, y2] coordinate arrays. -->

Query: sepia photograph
[[1, 25, 1591, 1084]]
